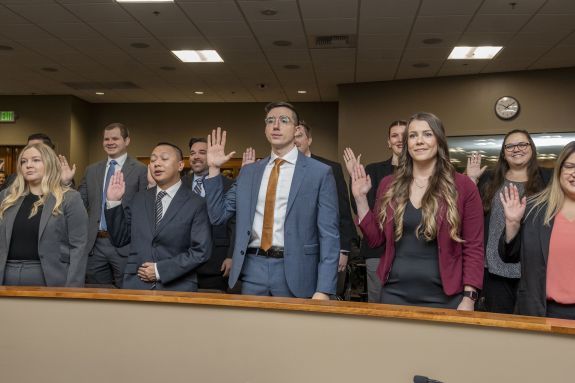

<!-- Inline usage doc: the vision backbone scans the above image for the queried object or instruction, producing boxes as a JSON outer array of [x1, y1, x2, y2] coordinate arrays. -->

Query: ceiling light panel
[[448, 46, 503, 59], [171, 50, 224, 63]]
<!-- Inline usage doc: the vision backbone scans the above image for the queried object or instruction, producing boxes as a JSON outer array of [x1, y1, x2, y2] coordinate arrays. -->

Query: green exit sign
[[0, 111, 16, 123]]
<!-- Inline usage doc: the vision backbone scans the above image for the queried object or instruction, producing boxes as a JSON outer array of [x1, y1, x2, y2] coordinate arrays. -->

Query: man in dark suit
[[204, 102, 340, 300], [182, 137, 234, 292], [343, 120, 406, 302], [105, 142, 212, 292], [294, 121, 356, 274], [78, 123, 148, 288]]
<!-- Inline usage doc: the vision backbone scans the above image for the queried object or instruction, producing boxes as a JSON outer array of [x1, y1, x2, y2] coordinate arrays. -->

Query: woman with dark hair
[[499, 141, 575, 319], [351, 112, 484, 310], [0, 143, 88, 287], [466, 129, 552, 313]]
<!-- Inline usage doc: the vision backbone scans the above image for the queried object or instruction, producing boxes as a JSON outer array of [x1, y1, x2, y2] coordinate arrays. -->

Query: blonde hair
[[0, 143, 69, 218], [526, 141, 575, 226], [378, 112, 463, 243]]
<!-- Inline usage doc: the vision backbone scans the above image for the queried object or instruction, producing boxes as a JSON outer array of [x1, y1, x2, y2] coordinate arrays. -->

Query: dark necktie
[[260, 158, 284, 251], [100, 159, 117, 231], [193, 177, 204, 196], [155, 190, 167, 228]]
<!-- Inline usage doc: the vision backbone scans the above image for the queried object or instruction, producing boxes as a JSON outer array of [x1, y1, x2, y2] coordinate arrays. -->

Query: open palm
[[351, 164, 371, 199], [107, 171, 125, 202], [207, 127, 236, 168]]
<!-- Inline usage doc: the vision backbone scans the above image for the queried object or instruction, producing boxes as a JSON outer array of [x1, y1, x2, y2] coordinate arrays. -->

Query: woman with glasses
[[466, 129, 552, 313], [0, 143, 88, 287], [351, 112, 484, 310], [499, 141, 575, 319]]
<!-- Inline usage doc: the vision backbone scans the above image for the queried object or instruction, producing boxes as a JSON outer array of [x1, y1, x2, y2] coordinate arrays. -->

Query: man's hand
[[311, 292, 330, 300], [338, 252, 348, 273], [207, 127, 236, 169], [106, 171, 125, 202], [138, 262, 157, 283], [59, 155, 76, 185], [221, 258, 232, 277], [241, 147, 256, 167]]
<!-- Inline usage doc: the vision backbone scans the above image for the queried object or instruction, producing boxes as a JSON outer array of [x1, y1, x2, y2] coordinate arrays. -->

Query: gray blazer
[[0, 190, 89, 287], [78, 156, 147, 256], [204, 151, 340, 297]]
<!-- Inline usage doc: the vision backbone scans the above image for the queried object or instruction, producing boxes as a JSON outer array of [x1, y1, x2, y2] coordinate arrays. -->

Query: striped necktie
[[155, 190, 167, 227], [193, 177, 204, 196]]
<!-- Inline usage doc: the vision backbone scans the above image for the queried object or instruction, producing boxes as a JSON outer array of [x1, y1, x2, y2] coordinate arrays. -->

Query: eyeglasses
[[562, 163, 575, 175], [504, 142, 530, 152], [264, 115, 293, 126]]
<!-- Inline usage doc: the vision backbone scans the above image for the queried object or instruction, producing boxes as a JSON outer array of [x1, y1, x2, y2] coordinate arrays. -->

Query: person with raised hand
[[203, 102, 340, 300], [351, 112, 484, 310], [499, 141, 575, 319]]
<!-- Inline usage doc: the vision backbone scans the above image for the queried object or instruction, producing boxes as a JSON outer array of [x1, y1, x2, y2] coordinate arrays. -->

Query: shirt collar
[[269, 145, 299, 165], [108, 152, 128, 167], [157, 179, 182, 199]]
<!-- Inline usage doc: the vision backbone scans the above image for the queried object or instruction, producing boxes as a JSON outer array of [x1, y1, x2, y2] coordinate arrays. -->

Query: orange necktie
[[260, 158, 285, 251]]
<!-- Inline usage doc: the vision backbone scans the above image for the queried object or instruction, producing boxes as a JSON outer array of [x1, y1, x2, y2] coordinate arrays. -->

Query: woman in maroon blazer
[[351, 112, 484, 310]]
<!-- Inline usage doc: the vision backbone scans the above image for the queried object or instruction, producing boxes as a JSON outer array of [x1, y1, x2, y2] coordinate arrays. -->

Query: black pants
[[547, 301, 575, 320], [480, 270, 519, 314]]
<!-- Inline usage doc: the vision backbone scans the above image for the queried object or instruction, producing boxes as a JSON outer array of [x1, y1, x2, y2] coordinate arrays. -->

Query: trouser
[[3, 260, 46, 286], [547, 301, 575, 320], [365, 257, 383, 303], [480, 270, 519, 314], [86, 236, 128, 288], [240, 254, 295, 297]]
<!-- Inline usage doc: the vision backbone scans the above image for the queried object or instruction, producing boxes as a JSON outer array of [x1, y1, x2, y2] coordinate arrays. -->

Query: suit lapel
[[154, 184, 188, 237], [286, 152, 308, 217], [95, 160, 107, 209], [145, 187, 156, 235], [250, 158, 268, 223], [540, 216, 554, 266], [38, 194, 55, 240], [4, 197, 24, 246], [122, 156, 136, 180]]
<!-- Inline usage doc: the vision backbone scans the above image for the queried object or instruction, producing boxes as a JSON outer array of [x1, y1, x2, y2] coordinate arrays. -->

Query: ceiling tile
[[303, 18, 357, 35], [457, 32, 514, 45], [6, 3, 78, 23], [359, 17, 411, 35], [412, 15, 472, 34], [359, 34, 408, 50], [420, 0, 482, 16], [238, 0, 299, 21], [478, 0, 546, 15], [178, 1, 242, 22], [360, 0, 419, 18], [521, 14, 575, 33], [89, 21, 151, 39], [194, 20, 252, 38], [62, 3, 132, 23], [466, 14, 532, 33], [540, 0, 575, 14], [299, 0, 358, 19], [121, 2, 190, 23], [38, 22, 101, 39]]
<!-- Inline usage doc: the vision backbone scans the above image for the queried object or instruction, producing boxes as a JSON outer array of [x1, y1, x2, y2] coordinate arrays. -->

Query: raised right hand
[[466, 151, 487, 183], [107, 170, 125, 202], [241, 147, 256, 167], [499, 184, 526, 224], [351, 163, 371, 199], [343, 147, 361, 177], [207, 127, 236, 168]]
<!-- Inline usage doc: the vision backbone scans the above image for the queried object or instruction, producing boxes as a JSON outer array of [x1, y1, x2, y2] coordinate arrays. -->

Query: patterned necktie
[[193, 177, 204, 196], [260, 158, 285, 251], [155, 190, 167, 228], [99, 159, 117, 231]]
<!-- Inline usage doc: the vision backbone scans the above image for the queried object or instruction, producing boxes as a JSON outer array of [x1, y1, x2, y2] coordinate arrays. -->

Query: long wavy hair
[[0, 143, 69, 218], [377, 112, 463, 242], [481, 129, 544, 213], [526, 141, 575, 226]]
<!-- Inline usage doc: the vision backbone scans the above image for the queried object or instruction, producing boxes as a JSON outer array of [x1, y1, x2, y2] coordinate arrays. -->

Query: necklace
[[413, 178, 429, 189]]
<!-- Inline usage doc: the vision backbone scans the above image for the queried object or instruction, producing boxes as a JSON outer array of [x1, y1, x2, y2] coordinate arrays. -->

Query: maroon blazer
[[358, 172, 484, 295]]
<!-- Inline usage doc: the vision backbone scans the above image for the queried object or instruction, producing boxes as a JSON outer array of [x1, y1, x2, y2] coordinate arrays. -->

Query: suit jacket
[[0, 190, 88, 287], [78, 156, 147, 256], [350, 158, 395, 259], [359, 172, 484, 295], [105, 183, 212, 291], [311, 154, 356, 252], [204, 150, 340, 297], [499, 202, 554, 317], [182, 173, 234, 277]]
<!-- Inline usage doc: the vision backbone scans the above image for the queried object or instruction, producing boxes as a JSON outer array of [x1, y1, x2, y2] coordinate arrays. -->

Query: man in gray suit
[[78, 123, 147, 287], [105, 142, 212, 292], [204, 102, 340, 299]]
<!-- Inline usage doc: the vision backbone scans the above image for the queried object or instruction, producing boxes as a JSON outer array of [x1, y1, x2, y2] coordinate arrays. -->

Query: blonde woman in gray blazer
[[0, 143, 88, 287]]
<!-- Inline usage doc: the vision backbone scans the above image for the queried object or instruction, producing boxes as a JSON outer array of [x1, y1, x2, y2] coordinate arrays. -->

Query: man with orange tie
[[204, 102, 340, 299]]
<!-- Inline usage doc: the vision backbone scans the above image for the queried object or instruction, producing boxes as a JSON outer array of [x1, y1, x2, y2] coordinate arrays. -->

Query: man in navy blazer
[[204, 102, 340, 299], [105, 142, 212, 292]]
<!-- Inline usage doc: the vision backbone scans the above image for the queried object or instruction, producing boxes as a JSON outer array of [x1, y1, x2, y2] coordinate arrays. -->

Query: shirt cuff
[[106, 200, 122, 209], [154, 263, 160, 281]]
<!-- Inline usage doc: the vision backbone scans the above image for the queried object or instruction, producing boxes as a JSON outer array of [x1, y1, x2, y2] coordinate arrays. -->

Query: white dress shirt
[[248, 145, 298, 249]]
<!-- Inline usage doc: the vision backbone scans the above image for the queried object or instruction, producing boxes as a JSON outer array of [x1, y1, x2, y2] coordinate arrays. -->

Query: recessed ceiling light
[[273, 40, 292, 47], [284, 64, 300, 69], [95, 92, 105, 95], [171, 50, 224, 63], [412, 62, 430, 68], [0, 45, 14, 51], [422, 38, 443, 45], [194, 91, 204, 95], [130, 42, 150, 49], [41, 67, 58, 72], [297, 90, 307, 94], [448, 46, 503, 60], [261, 9, 278, 16]]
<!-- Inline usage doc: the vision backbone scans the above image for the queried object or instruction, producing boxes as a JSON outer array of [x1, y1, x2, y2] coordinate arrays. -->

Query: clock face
[[495, 96, 520, 120]]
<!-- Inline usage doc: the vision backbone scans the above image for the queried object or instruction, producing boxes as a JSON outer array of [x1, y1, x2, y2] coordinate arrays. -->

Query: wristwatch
[[463, 290, 479, 301]]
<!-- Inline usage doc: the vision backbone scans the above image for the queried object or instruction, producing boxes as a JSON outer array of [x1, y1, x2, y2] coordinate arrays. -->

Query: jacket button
[[240, 250, 245, 255], [247, 230, 250, 236]]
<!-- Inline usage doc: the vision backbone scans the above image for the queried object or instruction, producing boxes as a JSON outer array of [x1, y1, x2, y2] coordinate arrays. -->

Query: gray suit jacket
[[0, 190, 89, 287], [78, 156, 147, 256], [204, 151, 340, 297], [105, 183, 212, 291]]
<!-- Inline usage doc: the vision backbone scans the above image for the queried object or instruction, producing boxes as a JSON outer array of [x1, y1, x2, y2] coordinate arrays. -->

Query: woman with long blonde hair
[[0, 143, 88, 287], [500, 141, 575, 319], [351, 112, 484, 310]]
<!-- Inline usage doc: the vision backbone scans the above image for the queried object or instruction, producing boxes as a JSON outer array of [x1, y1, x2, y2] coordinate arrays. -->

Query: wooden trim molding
[[1, 286, 574, 335]]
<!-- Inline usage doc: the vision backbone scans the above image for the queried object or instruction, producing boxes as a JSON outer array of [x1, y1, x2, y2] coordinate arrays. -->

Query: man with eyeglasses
[[204, 101, 340, 299]]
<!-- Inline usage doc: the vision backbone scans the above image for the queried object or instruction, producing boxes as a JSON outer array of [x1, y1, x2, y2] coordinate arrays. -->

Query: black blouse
[[7, 193, 42, 261]]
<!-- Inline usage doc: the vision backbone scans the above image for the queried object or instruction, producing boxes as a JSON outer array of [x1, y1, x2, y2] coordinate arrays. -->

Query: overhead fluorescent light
[[448, 46, 503, 60], [194, 91, 204, 95], [95, 92, 105, 95], [297, 90, 307, 94], [171, 50, 224, 63], [116, 1, 174, 3]]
